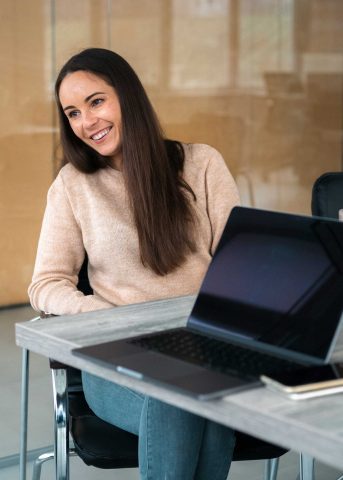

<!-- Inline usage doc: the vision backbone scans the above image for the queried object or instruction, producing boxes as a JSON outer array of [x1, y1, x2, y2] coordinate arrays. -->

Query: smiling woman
[[28, 47, 240, 480]]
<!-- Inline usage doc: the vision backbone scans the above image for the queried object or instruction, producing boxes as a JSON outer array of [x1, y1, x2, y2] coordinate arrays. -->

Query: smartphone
[[260, 363, 343, 399]]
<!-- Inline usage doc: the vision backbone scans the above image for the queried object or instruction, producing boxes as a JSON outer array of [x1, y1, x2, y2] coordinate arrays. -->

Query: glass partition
[[1, 0, 342, 307]]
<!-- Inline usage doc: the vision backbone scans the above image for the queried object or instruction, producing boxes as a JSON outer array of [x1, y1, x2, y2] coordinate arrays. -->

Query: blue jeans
[[82, 372, 236, 480]]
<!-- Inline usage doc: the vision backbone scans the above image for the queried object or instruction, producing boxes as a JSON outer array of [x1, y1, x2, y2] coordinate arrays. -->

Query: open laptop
[[73, 207, 343, 399]]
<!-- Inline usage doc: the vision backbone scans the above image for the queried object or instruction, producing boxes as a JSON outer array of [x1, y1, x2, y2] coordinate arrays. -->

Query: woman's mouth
[[91, 127, 112, 142]]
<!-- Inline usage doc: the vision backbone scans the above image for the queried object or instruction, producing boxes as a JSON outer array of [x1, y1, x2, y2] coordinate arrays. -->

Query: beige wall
[[1, 0, 342, 306]]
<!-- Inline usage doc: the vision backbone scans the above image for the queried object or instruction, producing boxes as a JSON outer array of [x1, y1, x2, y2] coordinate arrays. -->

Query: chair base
[[265, 458, 279, 480], [32, 448, 78, 480], [31, 450, 279, 480], [298, 454, 315, 480]]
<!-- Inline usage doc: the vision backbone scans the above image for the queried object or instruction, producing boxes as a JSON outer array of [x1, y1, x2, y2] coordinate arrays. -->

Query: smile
[[91, 127, 112, 141]]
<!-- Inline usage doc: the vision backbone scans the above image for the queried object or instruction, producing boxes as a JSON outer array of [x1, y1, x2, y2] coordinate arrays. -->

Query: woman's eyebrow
[[63, 92, 106, 112]]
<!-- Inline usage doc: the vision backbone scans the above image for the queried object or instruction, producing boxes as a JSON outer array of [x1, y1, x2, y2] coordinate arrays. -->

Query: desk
[[15, 295, 343, 471]]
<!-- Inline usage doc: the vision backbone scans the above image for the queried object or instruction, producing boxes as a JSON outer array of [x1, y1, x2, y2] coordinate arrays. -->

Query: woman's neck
[[110, 153, 123, 171]]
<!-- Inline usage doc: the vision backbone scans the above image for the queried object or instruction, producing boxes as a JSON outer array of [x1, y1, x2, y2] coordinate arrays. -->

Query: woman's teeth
[[92, 128, 110, 141]]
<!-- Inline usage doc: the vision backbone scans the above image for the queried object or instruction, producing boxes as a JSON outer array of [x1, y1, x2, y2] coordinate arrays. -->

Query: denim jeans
[[82, 372, 236, 480]]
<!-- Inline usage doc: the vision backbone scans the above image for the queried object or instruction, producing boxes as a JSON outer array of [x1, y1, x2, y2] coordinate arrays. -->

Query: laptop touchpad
[[116, 351, 203, 380]]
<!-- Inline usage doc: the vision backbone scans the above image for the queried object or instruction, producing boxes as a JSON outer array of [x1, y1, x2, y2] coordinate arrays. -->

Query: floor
[[1, 305, 342, 480]]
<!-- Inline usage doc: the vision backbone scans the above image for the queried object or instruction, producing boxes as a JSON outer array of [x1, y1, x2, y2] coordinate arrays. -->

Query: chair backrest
[[311, 172, 343, 218], [77, 254, 93, 295]]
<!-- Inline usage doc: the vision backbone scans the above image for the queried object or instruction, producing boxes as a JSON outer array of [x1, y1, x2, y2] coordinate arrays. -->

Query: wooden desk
[[15, 295, 343, 471]]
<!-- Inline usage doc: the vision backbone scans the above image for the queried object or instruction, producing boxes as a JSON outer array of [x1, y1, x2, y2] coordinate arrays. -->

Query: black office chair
[[21, 257, 290, 480], [311, 172, 343, 219]]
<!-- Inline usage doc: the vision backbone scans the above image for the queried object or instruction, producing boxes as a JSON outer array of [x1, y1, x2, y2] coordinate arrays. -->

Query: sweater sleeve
[[205, 148, 240, 255], [28, 173, 114, 315]]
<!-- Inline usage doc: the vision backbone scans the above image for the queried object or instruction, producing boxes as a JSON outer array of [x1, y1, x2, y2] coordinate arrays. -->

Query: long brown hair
[[55, 48, 197, 275]]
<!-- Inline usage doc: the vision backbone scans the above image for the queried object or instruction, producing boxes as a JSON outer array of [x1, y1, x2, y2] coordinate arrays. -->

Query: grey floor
[[1, 306, 342, 480]]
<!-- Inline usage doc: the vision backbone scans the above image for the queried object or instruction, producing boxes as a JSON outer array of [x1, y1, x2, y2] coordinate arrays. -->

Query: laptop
[[73, 207, 343, 399]]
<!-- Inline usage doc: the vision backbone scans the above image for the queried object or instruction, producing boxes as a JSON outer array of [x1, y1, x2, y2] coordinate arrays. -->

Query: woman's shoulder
[[57, 162, 84, 182], [183, 142, 224, 163], [49, 163, 93, 197], [55, 163, 105, 188], [182, 142, 227, 174]]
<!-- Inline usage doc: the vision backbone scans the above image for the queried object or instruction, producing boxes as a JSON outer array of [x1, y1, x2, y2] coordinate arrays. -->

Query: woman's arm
[[28, 173, 114, 315]]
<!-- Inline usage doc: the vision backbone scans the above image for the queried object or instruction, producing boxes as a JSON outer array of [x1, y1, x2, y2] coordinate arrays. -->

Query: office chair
[[311, 171, 343, 219], [20, 258, 298, 480]]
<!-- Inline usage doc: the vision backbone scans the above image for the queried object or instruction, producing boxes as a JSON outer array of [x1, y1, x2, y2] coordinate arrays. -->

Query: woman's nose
[[83, 109, 98, 129]]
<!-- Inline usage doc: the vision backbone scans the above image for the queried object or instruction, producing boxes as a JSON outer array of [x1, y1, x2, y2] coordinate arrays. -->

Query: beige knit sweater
[[28, 143, 240, 315]]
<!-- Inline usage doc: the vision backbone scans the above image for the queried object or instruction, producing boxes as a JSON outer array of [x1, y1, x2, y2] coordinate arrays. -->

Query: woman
[[29, 48, 240, 479]]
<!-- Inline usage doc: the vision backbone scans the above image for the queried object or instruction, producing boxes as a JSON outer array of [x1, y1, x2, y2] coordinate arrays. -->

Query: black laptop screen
[[202, 232, 332, 314], [190, 207, 343, 361]]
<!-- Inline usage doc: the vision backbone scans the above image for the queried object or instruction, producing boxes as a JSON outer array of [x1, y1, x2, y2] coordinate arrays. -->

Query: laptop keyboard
[[130, 329, 303, 380]]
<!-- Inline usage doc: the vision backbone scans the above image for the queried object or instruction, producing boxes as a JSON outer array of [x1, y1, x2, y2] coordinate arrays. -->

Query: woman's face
[[59, 70, 123, 170]]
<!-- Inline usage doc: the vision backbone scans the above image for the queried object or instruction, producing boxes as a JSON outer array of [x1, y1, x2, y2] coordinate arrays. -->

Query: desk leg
[[19, 348, 29, 480], [52, 369, 69, 480], [300, 453, 314, 480]]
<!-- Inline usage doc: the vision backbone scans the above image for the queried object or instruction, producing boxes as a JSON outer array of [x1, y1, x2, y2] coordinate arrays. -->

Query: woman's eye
[[68, 110, 79, 119], [91, 98, 104, 107]]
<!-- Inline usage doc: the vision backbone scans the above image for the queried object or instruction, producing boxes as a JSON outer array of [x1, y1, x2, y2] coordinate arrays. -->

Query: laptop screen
[[190, 207, 343, 362]]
